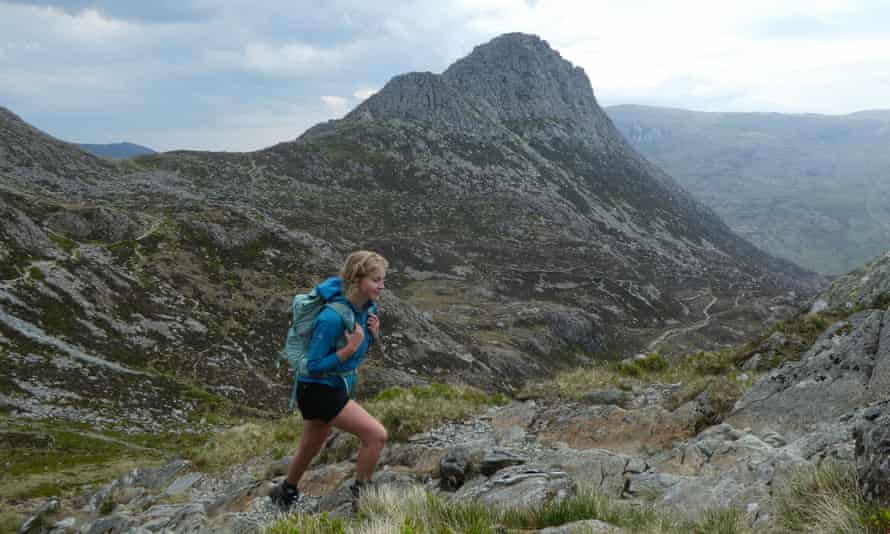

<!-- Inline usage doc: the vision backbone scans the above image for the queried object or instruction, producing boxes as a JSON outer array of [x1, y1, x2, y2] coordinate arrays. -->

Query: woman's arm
[[306, 307, 350, 374]]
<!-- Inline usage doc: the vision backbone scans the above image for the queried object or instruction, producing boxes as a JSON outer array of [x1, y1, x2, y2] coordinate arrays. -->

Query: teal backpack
[[276, 288, 356, 410]]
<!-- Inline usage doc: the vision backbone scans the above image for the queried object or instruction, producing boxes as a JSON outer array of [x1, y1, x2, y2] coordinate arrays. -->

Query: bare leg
[[331, 400, 388, 481], [286, 418, 331, 486]]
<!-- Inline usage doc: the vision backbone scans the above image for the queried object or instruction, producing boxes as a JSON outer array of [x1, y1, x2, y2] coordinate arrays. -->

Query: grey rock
[[854, 402, 890, 500], [729, 310, 886, 436], [584, 389, 632, 408], [480, 448, 526, 476], [440, 446, 473, 491], [18, 498, 59, 534], [454, 464, 575, 508], [868, 309, 890, 399], [164, 472, 203, 496], [541, 447, 635, 497], [131, 459, 190, 490], [82, 515, 131, 534], [539, 519, 618, 533]]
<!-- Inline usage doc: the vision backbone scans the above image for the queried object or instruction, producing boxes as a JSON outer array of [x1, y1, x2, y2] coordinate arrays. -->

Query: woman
[[270, 250, 389, 511]]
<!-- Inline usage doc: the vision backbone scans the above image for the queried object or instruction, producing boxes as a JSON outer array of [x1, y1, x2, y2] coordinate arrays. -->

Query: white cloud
[[352, 87, 378, 100], [120, 101, 347, 151], [211, 39, 370, 75], [2, 0, 888, 152], [320, 95, 348, 110]]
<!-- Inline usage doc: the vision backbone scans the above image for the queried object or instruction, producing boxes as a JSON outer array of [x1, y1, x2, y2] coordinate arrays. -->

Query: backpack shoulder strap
[[324, 301, 355, 332]]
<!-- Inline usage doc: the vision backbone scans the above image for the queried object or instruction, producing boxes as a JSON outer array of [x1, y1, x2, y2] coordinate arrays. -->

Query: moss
[[27, 266, 45, 281], [47, 232, 78, 253], [0, 241, 33, 280]]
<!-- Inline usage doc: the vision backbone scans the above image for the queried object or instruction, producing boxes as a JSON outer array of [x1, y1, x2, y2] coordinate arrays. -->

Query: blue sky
[[1, 0, 889, 152]]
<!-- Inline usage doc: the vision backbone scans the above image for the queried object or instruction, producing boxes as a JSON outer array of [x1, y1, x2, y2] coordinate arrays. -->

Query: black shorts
[[296, 381, 349, 422]]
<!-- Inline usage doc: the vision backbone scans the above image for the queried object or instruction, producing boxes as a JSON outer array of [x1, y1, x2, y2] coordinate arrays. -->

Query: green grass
[[364, 384, 509, 441], [265, 485, 754, 534], [773, 461, 890, 534], [47, 232, 78, 253], [521, 349, 756, 429], [183, 383, 508, 472], [0, 511, 25, 534], [183, 415, 304, 472], [0, 441, 165, 501]]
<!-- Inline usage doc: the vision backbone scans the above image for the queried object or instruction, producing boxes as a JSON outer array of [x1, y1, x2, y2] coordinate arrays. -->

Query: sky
[[1, 0, 889, 152]]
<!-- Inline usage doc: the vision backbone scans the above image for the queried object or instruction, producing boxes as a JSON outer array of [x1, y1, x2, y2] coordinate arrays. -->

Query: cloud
[[352, 87, 378, 100], [2, 0, 889, 152], [207, 39, 371, 75], [320, 95, 348, 110]]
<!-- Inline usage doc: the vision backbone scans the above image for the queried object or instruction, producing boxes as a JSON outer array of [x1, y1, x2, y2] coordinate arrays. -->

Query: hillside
[[606, 104, 890, 275], [77, 142, 157, 159]]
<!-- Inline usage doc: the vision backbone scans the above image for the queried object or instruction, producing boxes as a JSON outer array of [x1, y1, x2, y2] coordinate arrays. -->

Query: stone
[[164, 472, 203, 496], [82, 515, 131, 534], [454, 465, 575, 508], [17, 498, 59, 534], [853, 403, 890, 500], [728, 310, 885, 437], [480, 448, 525, 476], [539, 519, 618, 533], [440, 446, 473, 491], [583, 389, 633, 408], [868, 309, 890, 400]]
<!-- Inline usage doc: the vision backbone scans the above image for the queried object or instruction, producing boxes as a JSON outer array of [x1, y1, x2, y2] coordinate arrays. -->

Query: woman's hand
[[368, 313, 380, 340], [339, 324, 365, 359]]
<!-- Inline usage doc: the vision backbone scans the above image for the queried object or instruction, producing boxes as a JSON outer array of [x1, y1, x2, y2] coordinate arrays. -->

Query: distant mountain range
[[605, 105, 890, 275], [77, 142, 156, 159]]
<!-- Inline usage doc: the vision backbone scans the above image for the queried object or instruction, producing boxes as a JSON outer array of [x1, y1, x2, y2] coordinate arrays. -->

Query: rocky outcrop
[[728, 309, 890, 436], [812, 250, 890, 311]]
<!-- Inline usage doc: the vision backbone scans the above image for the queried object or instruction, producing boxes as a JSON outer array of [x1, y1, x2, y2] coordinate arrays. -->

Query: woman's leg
[[286, 418, 331, 486], [330, 400, 388, 481]]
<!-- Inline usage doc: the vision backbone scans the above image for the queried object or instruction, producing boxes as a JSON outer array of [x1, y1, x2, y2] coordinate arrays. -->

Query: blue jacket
[[299, 276, 378, 394]]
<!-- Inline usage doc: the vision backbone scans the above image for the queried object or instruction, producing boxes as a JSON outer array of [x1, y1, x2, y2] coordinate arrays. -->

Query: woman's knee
[[363, 421, 387, 448]]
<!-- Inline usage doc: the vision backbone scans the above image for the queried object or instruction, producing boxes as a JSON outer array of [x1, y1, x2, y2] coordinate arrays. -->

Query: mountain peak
[[442, 32, 600, 123], [347, 32, 605, 136]]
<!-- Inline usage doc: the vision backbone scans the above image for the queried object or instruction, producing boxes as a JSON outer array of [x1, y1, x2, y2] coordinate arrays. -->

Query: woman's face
[[359, 266, 386, 302]]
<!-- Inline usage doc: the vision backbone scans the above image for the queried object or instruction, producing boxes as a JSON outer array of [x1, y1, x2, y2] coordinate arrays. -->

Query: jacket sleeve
[[306, 307, 345, 374]]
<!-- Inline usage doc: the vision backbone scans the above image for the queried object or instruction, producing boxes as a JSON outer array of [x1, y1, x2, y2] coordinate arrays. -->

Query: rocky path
[[646, 292, 718, 351]]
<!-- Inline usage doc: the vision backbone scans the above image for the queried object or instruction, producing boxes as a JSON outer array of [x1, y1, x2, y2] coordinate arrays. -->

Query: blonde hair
[[340, 250, 389, 299]]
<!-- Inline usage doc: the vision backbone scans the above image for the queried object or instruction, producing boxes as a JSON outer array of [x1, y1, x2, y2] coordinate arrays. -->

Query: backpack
[[276, 288, 356, 410]]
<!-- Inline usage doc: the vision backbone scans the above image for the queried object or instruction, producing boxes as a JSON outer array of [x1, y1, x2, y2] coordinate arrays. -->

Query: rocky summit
[[0, 32, 852, 533]]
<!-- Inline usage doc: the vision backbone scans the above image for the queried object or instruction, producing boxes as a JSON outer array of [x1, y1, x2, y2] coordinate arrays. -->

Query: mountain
[[605, 104, 890, 275], [1, 33, 820, 441], [78, 142, 157, 159], [810, 249, 890, 312]]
